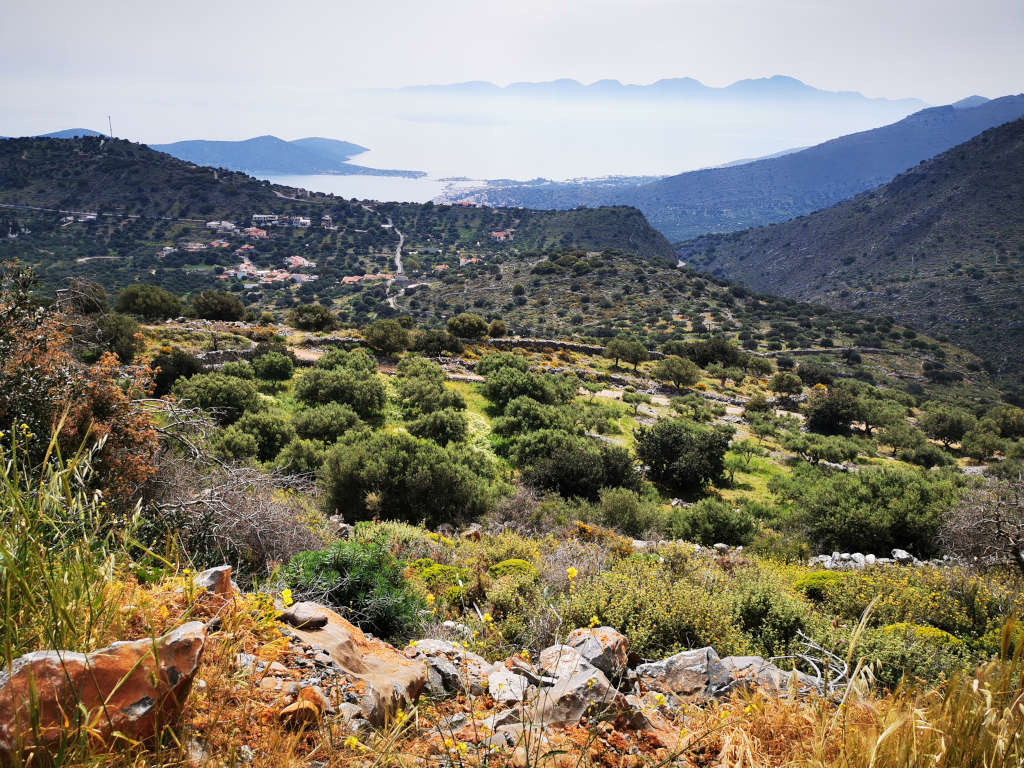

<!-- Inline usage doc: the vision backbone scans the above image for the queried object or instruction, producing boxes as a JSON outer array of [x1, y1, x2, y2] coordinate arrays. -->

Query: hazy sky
[[2, 0, 1021, 142]]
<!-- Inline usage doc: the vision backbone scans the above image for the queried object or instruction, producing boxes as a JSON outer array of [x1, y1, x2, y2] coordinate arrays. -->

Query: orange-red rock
[[0, 622, 206, 762]]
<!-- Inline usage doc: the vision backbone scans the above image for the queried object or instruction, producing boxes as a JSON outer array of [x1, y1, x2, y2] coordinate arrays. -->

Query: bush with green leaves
[[773, 465, 961, 556], [491, 396, 577, 440], [732, 577, 807, 656], [669, 497, 757, 546], [293, 367, 386, 418], [899, 441, 955, 469], [805, 386, 861, 435], [363, 318, 409, 355], [320, 430, 503, 527], [395, 358, 466, 417], [410, 329, 463, 356], [315, 346, 377, 374], [191, 290, 245, 321], [511, 429, 640, 500], [150, 346, 203, 397], [220, 360, 255, 379], [594, 487, 668, 537], [855, 623, 974, 689], [214, 425, 259, 460], [604, 336, 648, 370], [93, 312, 140, 363], [115, 284, 181, 319], [252, 351, 294, 381], [293, 402, 362, 443], [446, 312, 489, 339], [635, 418, 733, 493], [482, 367, 577, 409], [275, 437, 326, 474], [172, 372, 261, 425], [406, 408, 468, 445], [475, 352, 530, 377], [283, 538, 423, 641], [289, 303, 337, 331], [234, 410, 296, 462], [782, 432, 863, 465]]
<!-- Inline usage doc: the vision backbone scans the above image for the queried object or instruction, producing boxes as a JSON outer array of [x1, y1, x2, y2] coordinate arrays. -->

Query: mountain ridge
[[446, 94, 1024, 241], [680, 117, 1024, 381]]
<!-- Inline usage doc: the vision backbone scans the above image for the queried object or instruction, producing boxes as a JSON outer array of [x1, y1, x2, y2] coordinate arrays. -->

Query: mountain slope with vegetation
[[682, 117, 1024, 385], [449, 95, 1024, 241]]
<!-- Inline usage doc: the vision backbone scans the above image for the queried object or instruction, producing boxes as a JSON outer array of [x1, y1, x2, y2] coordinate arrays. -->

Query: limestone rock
[[488, 663, 533, 705], [635, 646, 728, 700], [278, 601, 330, 630], [0, 621, 206, 762], [530, 668, 619, 726], [564, 626, 629, 677], [287, 604, 426, 725], [720, 655, 818, 692], [193, 565, 236, 596], [537, 644, 600, 680], [405, 639, 492, 696]]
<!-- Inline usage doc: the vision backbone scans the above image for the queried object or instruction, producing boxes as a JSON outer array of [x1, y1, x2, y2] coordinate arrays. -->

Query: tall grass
[[0, 427, 134, 662]]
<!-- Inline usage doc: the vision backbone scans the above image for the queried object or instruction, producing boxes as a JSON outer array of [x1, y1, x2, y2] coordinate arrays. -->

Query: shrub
[[482, 368, 576, 409], [595, 487, 668, 537], [274, 437, 325, 474], [793, 570, 846, 601], [406, 408, 468, 445], [733, 578, 807, 656], [214, 425, 258, 460], [234, 410, 296, 462], [635, 418, 733, 493], [777, 465, 960, 557], [410, 329, 463, 356], [93, 312, 140, 363], [364, 318, 409, 355], [150, 346, 203, 397], [856, 623, 973, 688], [220, 360, 254, 379], [407, 558, 473, 604], [512, 429, 640, 500], [191, 290, 245, 321], [805, 387, 860, 435], [320, 431, 502, 526], [488, 558, 538, 581], [293, 367, 386, 418], [172, 372, 261, 425], [252, 351, 294, 381], [487, 319, 507, 338], [491, 397, 576, 438], [560, 558, 745, 658], [284, 539, 423, 641], [289, 303, 337, 331], [447, 312, 488, 339], [476, 352, 530, 377], [669, 497, 756, 546], [115, 284, 181, 319], [293, 402, 362, 443], [315, 346, 377, 373]]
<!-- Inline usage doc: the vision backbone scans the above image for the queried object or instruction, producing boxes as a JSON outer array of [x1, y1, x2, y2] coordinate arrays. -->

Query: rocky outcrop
[[0, 622, 206, 762], [564, 626, 629, 678], [403, 638, 493, 697], [635, 647, 729, 700], [285, 604, 427, 725]]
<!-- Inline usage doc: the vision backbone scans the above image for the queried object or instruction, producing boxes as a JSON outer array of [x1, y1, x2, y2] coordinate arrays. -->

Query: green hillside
[[682, 118, 1024, 385]]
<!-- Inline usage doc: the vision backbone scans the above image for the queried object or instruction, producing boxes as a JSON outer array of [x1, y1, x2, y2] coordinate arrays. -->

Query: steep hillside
[[151, 135, 423, 177], [0, 136, 674, 301], [682, 118, 1024, 381], [449, 95, 1024, 241]]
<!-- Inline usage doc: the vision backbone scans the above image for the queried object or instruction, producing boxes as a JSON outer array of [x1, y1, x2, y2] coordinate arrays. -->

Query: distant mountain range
[[149, 135, 425, 177], [447, 94, 1024, 242], [398, 75, 928, 110], [681, 117, 1024, 380]]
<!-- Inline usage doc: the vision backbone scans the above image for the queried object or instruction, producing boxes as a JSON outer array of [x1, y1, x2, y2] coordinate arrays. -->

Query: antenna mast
[[107, 116, 113, 138]]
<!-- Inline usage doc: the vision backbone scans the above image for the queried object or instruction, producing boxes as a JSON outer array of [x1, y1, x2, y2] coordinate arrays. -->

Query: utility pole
[[107, 116, 113, 138]]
